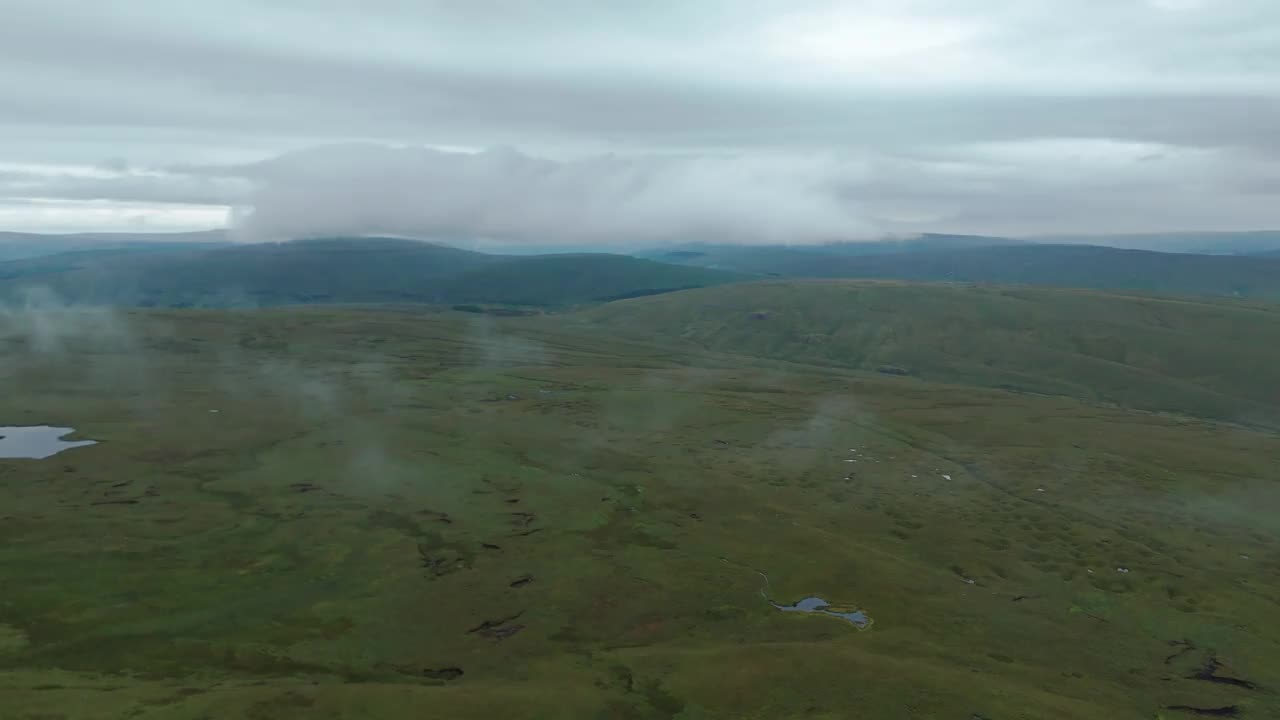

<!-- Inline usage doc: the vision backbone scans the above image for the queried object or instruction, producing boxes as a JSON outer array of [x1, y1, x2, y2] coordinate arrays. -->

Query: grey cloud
[[7, 133, 1268, 243], [230, 138, 1279, 244], [0, 0, 1278, 236], [3, 0, 1278, 151], [232, 144, 879, 246], [842, 141, 1280, 235]]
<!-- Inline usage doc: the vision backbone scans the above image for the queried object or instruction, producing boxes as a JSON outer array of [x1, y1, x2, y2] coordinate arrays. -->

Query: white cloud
[[760, 9, 991, 84]]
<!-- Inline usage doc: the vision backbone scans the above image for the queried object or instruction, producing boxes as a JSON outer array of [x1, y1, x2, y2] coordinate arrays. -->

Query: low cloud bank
[[230, 144, 879, 247], [7, 138, 1275, 243]]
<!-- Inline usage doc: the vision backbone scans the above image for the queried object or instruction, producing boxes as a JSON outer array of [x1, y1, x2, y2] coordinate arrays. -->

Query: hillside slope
[[638, 235, 1022, 275], [646, 243, 1280, 300], [0, 237, 741, 307], [823, 245, 1280, 299], [441, 253, 735, 305], [1032, 230, 1280, 254], [580, 280, 1280, 424]]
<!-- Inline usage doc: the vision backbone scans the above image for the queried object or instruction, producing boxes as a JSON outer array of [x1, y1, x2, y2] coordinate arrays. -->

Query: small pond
[[772, 597, 871, 628], [0, 426, 97, 459]]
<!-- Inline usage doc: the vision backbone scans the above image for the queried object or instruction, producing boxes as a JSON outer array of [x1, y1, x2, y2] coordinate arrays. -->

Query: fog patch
[[464, 315, 551, 368], [253, 359, 343, 417], [210, 336, 427, 494], [0, 287, 163, 411], [599, 367, 717, 441], [0, 287, 135, 355], [767, 395, 863, 450], [0, 624, 29, 655]]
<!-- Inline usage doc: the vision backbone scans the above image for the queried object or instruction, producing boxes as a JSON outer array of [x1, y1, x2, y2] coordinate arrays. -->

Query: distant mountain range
[[5, 228, 1280, 260], [2, 230, 1279, 308], [1028, 230, 1280, 255], [0, 230, 228, 261], [639, 230, 1280, 261], [0, 237, 740, 308], [641, 241, 1280, 300]]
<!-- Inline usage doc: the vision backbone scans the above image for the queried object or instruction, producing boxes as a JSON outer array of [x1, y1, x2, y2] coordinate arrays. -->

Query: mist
[[0, 287, 169, 422], [0, 289, 131, 355]]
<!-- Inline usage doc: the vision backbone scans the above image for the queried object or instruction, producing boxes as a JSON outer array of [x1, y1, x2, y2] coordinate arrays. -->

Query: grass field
[[2, 298, 1278, 719], [581, 281, 1280, 427]]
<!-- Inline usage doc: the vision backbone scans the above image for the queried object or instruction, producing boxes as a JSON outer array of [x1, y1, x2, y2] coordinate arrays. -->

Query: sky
[[1, 0, 1278, 245]]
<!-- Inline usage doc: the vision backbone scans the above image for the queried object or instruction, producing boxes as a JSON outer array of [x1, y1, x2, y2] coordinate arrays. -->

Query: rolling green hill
[[439, 253, 734, 305], [645, 243, 1280, 300], [0, 237, 741, 308], [821, 245, 1280, 298], [642, 233, 1022, 263], [579, 280, 1280, 425], [638, 234, 1024, 276], [8, 235, 1278, 307], [642, 244, 879, 276]]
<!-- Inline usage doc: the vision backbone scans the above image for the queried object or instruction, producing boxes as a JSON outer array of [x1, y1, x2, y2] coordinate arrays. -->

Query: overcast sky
[[2, 0, 1277, 244]]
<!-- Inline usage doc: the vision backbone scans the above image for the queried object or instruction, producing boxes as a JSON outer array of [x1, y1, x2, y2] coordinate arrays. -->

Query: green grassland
[[1, 290, 1278, 718], [580, 281, 1280, 427]]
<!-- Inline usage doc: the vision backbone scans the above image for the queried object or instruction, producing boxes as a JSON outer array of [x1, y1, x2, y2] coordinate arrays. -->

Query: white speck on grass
[[942, 474, 952, 481], [1116, 567, 1130, 574]]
